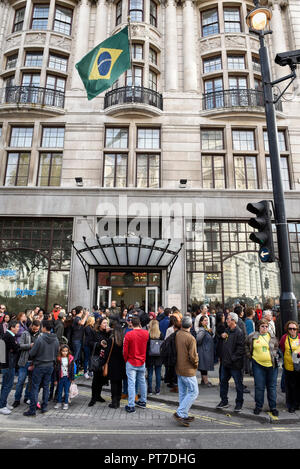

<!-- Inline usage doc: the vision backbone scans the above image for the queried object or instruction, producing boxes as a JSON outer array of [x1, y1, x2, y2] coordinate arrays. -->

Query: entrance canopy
[[72, 235, 183, 290]]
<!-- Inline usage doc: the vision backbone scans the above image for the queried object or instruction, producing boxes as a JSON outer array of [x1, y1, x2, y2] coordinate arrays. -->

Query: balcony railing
[[0, 86, 65, 109], [202, 89, 282, 112], [104, 86, 163, 110]]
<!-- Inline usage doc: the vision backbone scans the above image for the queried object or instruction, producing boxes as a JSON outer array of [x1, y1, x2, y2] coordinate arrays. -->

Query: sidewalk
[[75, 363, 300, 424]]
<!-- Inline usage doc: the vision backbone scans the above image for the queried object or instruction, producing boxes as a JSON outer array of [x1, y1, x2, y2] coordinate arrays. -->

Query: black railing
[[202, 89, 282, 112], [0, 86, 65, 108], [104, 86, 163, 110]]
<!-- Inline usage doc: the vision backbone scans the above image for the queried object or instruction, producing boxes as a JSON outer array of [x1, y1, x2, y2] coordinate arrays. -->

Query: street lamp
[[246, 1, 298, 328]]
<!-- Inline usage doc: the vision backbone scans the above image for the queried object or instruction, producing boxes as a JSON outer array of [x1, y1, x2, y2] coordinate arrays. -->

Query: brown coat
[[175, 329, 199, 377]]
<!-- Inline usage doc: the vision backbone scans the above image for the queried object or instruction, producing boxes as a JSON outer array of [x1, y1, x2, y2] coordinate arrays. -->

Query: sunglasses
[[288, 327, 297, 331]]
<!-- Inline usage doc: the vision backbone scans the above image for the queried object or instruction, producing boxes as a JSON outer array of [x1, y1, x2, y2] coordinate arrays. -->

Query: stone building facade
[[0, 0, 300, 313]]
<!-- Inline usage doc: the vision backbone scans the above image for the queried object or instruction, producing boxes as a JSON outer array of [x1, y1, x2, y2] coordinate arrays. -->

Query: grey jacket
[[18, 330, 40, 367], [29, 332, 59, 368]]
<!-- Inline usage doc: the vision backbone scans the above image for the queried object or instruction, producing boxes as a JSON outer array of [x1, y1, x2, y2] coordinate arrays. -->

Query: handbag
[[102, 337, 114, 377], [149, 338, 163, 357], [69, 382, 79, 399], [90, 343, 101, 372]]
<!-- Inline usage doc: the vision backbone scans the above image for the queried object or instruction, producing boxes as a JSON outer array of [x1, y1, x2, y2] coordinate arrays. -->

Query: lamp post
[[246, 1, 297, 328]]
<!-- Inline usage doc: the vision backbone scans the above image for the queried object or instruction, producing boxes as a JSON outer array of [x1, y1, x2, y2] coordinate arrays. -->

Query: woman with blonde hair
[[146, 320, 163, 395], [279, 321, 300, 413], [83, 316, 95, 379]]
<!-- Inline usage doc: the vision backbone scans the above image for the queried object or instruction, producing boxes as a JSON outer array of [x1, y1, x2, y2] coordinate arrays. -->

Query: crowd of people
[[0, 300, 300, 426]]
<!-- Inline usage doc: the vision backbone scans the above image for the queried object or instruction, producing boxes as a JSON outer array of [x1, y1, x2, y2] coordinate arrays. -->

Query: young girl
[[54, 345, 75, 410]]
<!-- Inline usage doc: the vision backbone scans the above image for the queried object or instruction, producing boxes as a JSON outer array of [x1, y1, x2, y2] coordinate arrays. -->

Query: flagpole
[[127, 16, 134, 100]]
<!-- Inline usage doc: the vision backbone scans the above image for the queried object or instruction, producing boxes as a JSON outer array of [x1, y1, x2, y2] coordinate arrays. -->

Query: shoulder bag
[[288, 335, 300, 372]]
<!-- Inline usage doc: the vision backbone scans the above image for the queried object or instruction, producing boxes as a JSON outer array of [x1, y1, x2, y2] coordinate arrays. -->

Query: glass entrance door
[[97, 286, 112, 309], [145, 286, 158, 313]]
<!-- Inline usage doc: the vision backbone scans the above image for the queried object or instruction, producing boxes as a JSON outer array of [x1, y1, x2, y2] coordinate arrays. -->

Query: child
[[54, 345, 75, 410]]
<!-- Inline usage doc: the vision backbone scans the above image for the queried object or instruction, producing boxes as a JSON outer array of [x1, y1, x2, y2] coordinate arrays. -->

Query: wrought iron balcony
[[202, 89, 282, 112], [104, 86, 163, 111], [0, 85, 65, 109]]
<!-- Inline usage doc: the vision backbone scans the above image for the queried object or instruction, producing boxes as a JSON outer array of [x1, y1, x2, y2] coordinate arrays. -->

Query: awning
[[72, 235, 183, 290]]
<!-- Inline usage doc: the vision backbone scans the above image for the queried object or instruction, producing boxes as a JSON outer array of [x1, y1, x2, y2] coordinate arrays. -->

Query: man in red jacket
[[123, 316, 149, 413]]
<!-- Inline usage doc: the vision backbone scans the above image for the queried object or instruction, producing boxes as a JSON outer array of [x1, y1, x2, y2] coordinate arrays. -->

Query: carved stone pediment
[[199, 36, 221, 53], [225, 35, 246, 49]]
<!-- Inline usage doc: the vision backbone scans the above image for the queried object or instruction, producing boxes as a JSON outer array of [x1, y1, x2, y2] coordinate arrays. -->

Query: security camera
[[275, 49, 300, 67]]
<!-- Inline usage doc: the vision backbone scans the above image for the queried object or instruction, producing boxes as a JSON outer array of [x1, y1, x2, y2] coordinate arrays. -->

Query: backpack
[[160, 331, 178, 367], [149, 338, 163, 357]]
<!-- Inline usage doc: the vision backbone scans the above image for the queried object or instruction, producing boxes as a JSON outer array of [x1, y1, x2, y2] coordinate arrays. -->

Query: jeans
[[176, 375, 199, 418], [220, 365, 244, 406], [126, 362, 147, 408], [83, 345, 91, 374], [14, 362, 31, 402], [29, 366, 53, 414], [72, 340, 82, 370], [252, 359, 278, 410], [57, 376, 71, 404], [0, 368, 15, 408], [147, 365, 162, 393]]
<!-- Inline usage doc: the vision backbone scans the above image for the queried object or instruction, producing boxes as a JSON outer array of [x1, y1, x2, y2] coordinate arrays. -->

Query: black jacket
[[221, 325, 245, 370], [0, 331, 20, 369]]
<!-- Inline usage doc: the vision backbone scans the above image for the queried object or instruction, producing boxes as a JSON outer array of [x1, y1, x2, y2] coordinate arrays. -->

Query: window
[[202, 9, 219, 37], [149, 70, 157, 91], [103, 154, 128, 187], [13, 7, 25, 32], [229, 76, 248, 106], [48, 54, 68, 72], [126, 66, 142, 86], [22, 73, 40, 87], [5, 153, 30, 186], [149, 48, 157, 65], [136, 154, 160, 188], [232, 130, 255, 151], [203, 56, 222, 73], [31, 5, 49, 30], [266, 156, 290, 191], [227, 55, 245, 70], [116, 0, 122, 26], [201, 129, 224, 150], [263, 130, 287, 153], [234, 156, 258, 189], [105, 128, 128, 149], [224, 7, 241, 33], [25, 52, 43, 67], [202, 155, 225, 189], [137, 128, 160, 149], [252, 56, 261, 73], [129, 0, 143, 22], [45, 75, 65, 106], [204, 77, 223, 109], [38, 153, 62, 186], [150, 0, 157, 27], [42, 127, 65, 148], [6, 54, 18, 70], [10, 127, 33, 147], [132, 44, 143, 60], [54, 6, 72, 35]]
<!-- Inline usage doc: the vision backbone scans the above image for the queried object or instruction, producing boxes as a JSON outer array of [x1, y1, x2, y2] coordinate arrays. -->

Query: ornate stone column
[[94, 0, 108, 46], [182, 0, 197, 92], [270, 0, 288, 78], [71, 0, 91, 89], [164, 0, 178, 91]]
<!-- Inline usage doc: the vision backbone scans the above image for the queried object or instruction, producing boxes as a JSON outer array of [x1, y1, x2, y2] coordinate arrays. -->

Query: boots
[[170, 386, 178, 393]]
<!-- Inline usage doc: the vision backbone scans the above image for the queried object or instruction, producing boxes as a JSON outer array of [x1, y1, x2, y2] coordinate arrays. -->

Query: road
[[0, 388, 299, 451]]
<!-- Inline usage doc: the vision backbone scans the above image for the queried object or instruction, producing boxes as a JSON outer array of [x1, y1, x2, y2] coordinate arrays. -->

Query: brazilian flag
[[75, 26, 131, 101]]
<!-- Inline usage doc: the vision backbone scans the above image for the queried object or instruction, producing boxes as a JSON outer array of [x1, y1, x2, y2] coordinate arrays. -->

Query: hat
[[58, 311, 66, 319]]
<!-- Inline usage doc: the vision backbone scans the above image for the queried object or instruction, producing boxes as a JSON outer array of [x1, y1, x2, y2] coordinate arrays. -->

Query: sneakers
[[173, 412, 190, 427], [234, 403, 243, 412], [121, 393, 128, 399], [125, 405, 136, 413], [12, 401, 20, 408], [63, 403, 69, 410], [6, 404, 14, 411], [253, 407, 262, 415], [23, 410, 36, 417], [54, 403, 62, 409], [136, 400, 146, 409], [270, 409, 279, 417], [84, 372, 90, 379], [0, 407, 12, 415], [216, 401, 229, 409]]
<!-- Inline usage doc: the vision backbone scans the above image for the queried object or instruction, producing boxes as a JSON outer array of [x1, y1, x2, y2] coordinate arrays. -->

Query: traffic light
[[247, 200, 275, 263]]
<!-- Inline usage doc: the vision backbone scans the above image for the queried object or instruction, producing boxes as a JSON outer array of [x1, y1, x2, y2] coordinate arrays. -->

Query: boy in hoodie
[[24, 320, 59, 417]]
